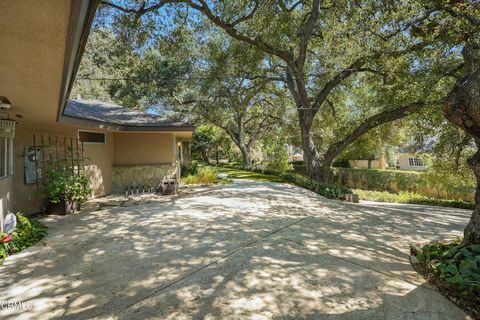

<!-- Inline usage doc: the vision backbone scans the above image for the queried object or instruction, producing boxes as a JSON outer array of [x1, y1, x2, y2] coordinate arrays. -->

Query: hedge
[[216, 163, 351, 200]]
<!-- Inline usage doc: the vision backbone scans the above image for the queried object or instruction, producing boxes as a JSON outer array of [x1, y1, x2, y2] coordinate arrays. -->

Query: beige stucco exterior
[[0, 0, 76, 226], [3, 123, 190, 217], [0, 1, 194, 227], [398, 153, 426, 171], [4, 123, 115, 215], [114, 132, 175, 165]]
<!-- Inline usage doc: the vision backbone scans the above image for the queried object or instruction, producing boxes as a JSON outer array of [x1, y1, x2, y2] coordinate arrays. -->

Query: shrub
[[182, 166, 229, 185], [215, 163, 351, 200], [265, 142, 292, 172], [416, 239, 480, 300], [354, 189, 475, 210], [181, 160, 199, 177], [330, 167, 475, 201], [1, 213, 48, 265], [43, 159, 92, 204]]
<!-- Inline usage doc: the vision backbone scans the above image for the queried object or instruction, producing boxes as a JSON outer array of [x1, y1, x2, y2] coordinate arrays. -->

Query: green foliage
[[1, 213, 48, 265], [43, 159, 92, 204], [191, 125, 225, 163], [354, 189, 474, 210], [181, 160, 199, 177], [265, 141, 292, 173], [416, 239, 480, 299], [332, 167, 475, 201], [182, 166, 230, 185], [216, 163, 351, 200], [331, 167, 423, 192], [421, 147, 476, 199]]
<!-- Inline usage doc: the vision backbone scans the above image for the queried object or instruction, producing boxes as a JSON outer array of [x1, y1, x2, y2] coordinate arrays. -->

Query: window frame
[[78, 129, 106, 145], [408, 157, 424, 167]]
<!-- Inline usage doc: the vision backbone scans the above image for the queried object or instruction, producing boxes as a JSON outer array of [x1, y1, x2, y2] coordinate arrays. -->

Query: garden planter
[[47, 201, 80, 215]]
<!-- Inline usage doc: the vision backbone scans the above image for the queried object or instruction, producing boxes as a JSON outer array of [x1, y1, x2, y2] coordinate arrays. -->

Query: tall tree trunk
[[465, 145, 480, 244], [298, 110, 322, 180], [239, 144, 252, 167], [319, 153, 335, 183], [379, 147, 387, 170], [444, 46, 480, 244]]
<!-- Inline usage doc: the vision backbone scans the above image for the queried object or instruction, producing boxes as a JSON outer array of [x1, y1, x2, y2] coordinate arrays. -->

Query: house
[[0, 0, 193, 228], [397, 153, 426, 171], [348, 154, 426, 171]]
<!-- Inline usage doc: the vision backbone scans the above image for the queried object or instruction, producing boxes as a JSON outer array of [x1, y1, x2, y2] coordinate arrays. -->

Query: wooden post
[[70, 138, 74, 175], [75, 137, 80, 175], [48, 135, 53, 164], [63, 137, 67, 168]]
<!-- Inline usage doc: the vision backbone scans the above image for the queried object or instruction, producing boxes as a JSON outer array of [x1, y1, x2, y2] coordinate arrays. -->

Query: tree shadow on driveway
[[0, 180, 471, 319]]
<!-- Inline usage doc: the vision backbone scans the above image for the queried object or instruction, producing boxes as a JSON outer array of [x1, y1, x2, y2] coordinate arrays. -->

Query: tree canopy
[[72, 0, 480, 243]]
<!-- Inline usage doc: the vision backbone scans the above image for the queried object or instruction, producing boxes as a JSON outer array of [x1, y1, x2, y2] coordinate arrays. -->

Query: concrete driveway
[[0, 180, 472, 319]]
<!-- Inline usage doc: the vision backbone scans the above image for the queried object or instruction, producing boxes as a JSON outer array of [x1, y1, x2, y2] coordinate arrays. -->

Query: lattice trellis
[[29, 133, 85, 190]]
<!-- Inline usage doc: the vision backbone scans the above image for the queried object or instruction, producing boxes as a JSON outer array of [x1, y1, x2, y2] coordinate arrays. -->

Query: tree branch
[[231, 0, 260, 27], [190, 0, 294, 64], [297, 0, 321, 69], [100, 0, 181, 18], [312, 58, 365, 109], [323, 98, 446, 162]]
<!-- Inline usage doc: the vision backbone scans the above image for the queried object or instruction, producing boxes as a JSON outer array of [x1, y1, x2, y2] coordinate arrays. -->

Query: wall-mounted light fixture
[[0, 96, 11, 110]]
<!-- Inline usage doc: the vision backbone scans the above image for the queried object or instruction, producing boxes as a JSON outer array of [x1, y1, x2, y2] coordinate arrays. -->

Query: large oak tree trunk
[[444, 46, 480, 244], [319, 153, 335, 183], [298, 111, 322, 180], [238, 144, 252, 167], [465, 145, 480, 244]]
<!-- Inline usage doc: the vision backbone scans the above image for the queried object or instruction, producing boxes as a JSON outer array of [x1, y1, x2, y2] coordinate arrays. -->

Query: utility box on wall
[[24, 147, 43, 184]]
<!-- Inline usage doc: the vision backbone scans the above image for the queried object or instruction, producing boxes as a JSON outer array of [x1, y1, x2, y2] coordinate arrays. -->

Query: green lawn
[[214, 166, 285, 183]]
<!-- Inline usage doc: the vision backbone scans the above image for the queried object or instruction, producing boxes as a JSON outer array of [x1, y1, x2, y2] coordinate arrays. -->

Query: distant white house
[[397, 153, 426, 171], [349, 153, 426, 171]]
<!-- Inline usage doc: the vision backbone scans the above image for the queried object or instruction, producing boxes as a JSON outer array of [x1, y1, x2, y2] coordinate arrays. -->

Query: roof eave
[[57, 0, 99, 122], [59, 114, 196, 132]]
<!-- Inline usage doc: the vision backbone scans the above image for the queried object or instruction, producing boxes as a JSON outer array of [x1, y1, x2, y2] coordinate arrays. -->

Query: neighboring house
[[0, 1, 193, 227], [397, 153, 427, 171], [285, 144, 304, 162]]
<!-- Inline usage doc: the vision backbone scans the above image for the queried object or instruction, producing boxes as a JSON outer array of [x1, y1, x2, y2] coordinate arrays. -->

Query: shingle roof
[[64, 99, 193, 128]]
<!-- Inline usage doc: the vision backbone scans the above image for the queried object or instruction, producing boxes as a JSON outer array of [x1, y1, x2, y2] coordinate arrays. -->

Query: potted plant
[[43, 160, 92, 215]]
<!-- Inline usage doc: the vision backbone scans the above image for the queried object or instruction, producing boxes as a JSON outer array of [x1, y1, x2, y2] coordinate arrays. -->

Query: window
[[0, 137, 13, 178], [78, 130, 106, 144], [408, 157, 424, 167]]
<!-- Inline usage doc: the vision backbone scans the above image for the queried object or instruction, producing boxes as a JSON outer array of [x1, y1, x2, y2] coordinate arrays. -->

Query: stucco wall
[[114, 132, 175, 165], [83, 132, 114, 197], [9, 124, 114, 215], [3, 122, 185, 215], [398, 153, 426, 171]]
